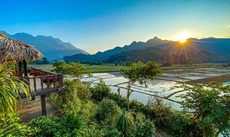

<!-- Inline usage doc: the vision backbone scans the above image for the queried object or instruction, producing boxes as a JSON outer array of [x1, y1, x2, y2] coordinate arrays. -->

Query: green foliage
[[92, 88, 203, 137], [27, 115, 83, 136], [67, 62, 85, 78], [50, 79, 92, 109], [0, 63, 30, 113], [147, 97, 204, 137], [115, 109, 134, 136], [107, 47, 172, 64], [134, 112, 156, 137], [52, 61, 68, 74], [52, 61, 86, 78], [49, 79, 78, 109], [62, 99, 97, 123], [123, 61, 162, 86], [95, 98, 120, 122], [76, 121, 123, 137], [91, 80, 111, 102], [179, 82, 230, 137], [0, 113, 24, 136], [75, 81, 92, 100], [31, 57, 49, 64], [122, 61, 162, 109]]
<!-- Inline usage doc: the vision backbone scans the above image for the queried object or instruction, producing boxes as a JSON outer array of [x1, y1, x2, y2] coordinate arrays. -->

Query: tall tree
[[122, 61, 162, 110]]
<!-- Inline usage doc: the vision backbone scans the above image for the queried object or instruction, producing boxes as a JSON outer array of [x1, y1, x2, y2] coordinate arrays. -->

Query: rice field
[[82, 67, 230, 110]]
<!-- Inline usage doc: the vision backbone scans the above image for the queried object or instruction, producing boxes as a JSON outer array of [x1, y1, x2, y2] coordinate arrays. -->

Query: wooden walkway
[[18, 67, 65, 123], [19, 96, 60, 123]]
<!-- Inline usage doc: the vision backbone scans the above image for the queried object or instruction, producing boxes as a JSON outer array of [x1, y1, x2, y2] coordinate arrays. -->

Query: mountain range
[[64, 37, 230, 63], [0, 31, 88, 61], [1, 30, 230, 64]]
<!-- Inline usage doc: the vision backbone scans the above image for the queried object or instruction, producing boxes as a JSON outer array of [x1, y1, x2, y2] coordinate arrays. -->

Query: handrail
[[22, 73, 64, 98], [21, 67, 65, 116]]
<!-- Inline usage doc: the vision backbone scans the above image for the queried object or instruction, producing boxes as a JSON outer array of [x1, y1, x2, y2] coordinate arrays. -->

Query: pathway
[[18, 95, 60, 124]]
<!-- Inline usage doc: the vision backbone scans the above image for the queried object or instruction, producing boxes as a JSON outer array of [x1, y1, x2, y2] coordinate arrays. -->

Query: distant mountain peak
[[1, 30, 88, 61], [153, 36, 160, 39], [14, 32, 34, 37], [131, 41, 137, 44]]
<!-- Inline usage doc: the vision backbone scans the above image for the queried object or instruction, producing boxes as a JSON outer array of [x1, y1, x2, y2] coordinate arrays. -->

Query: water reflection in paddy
[[81, 68, 230, 110]]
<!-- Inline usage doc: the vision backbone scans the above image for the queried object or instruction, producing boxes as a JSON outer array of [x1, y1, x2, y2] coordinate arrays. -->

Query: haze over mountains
[[64, 37, 230, 63], [0, 31, 88, 61]]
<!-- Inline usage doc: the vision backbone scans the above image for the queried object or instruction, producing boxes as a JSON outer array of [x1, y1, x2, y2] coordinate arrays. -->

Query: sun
[[175, 33, 191, 43]]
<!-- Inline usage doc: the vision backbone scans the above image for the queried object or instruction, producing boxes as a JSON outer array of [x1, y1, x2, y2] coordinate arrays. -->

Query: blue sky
[[1, 0, 230, 53]]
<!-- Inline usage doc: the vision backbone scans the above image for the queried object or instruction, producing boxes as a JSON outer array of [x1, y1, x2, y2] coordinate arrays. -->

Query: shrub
[[49, 79, 92, 109], [91, 80, 111, 102], [147, 97, 202, 137], [95, 98, 120, 122], [0, 113, 25, 136], [27, 115, 83, 136], [134, 112, 156, 137]]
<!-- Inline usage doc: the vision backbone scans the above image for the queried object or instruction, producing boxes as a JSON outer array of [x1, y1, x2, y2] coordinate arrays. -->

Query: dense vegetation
[[107, 47, 172, 64], [30, 57, 50, 65], [0, 61, 229, 137]]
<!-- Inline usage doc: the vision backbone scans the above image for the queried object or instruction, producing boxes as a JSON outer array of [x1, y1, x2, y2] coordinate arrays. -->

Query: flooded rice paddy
[[81, 67, 230, 110]]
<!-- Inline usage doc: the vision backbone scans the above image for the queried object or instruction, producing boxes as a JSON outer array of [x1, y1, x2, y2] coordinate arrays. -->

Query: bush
[[49, 79, 92, 109], [0, 113, 26, 136], [27, 115, 83, 136], [134, 112, 156, 137], [95, 98, 120, 122], [91, 80, 111, 102], [147, 97, 202, 137]]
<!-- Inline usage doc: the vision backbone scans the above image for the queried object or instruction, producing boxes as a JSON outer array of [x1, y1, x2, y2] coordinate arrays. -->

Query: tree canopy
[[179, 82, 230, 137], [122, 61, 162, 109]]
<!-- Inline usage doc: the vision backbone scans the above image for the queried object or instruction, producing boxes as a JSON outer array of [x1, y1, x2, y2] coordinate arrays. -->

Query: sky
[[1, 0, 230, 54]]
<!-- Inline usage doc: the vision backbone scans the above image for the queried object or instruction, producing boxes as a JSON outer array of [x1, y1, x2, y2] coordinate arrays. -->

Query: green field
[[29, 64, 129, 73], [28, 64, 54, 72], [84, 64, 129, 73]]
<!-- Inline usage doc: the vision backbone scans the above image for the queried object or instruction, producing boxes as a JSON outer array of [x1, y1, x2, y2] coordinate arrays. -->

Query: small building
[[0, 32, 64, 116]]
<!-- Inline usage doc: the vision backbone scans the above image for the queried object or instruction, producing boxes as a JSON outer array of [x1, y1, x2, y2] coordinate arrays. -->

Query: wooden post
[[47, 77, 50, 89], [58, 73, 63, 87], [41, 95, 47, 116], [24, 76, 35, 100], [40, 77, 44, 91], [18, 61, 23, 78], [117, 88, 120, 104], [23, 60, 28, 77]]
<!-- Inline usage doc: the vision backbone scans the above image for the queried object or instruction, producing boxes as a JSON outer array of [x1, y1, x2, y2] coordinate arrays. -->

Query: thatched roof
[[0, 33, 43, 63]]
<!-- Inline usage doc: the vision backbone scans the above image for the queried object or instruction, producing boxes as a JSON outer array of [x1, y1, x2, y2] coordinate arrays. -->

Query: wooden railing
[[21, 68, 65, 116], [26, 74, 64, 96]]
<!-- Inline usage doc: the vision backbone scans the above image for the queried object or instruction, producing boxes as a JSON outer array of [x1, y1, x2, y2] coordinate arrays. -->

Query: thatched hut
[[0, 32, 43, 63], [0, 32, 43, 76]]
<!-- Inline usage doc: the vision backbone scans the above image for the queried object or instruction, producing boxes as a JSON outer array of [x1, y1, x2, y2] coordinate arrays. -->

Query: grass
[[84, 64, 129, 73], [28, 64, 53, 71]]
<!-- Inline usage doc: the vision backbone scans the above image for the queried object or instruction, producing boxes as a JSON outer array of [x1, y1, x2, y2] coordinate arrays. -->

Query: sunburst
[[175, 33, 191, 43]]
